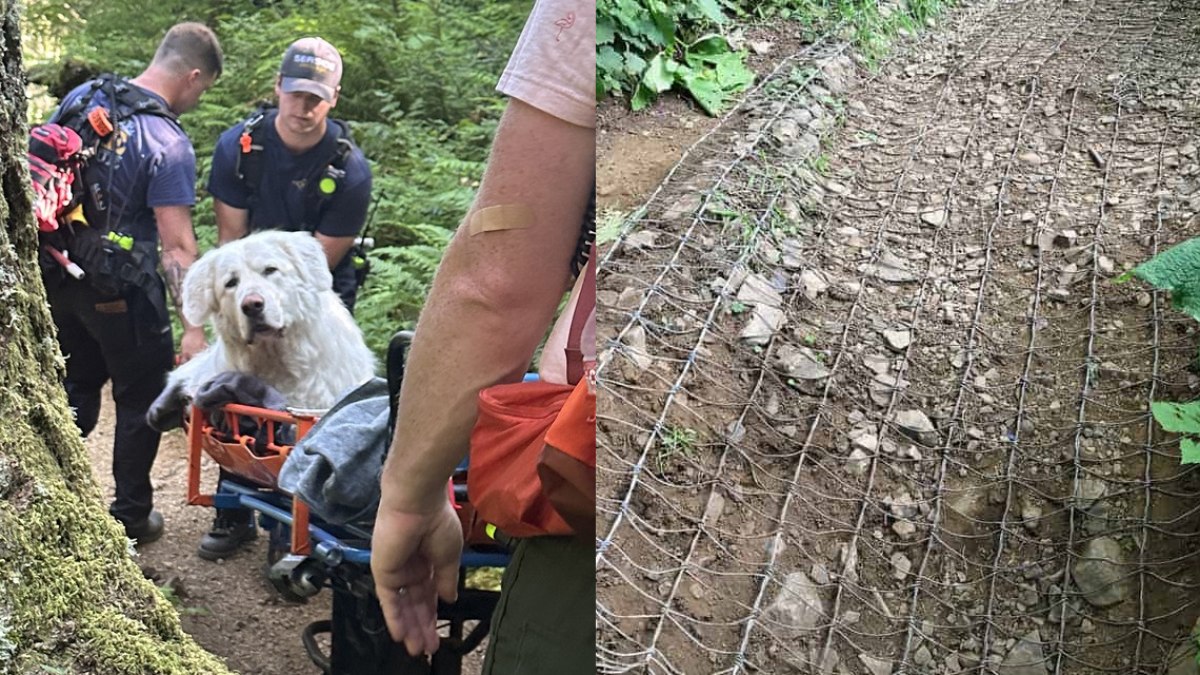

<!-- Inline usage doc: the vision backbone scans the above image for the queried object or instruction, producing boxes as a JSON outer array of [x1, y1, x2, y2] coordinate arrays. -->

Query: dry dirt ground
[[597, 1, 1200, 673], [597, 24, 814, 211], [86, 388, 332, 674]]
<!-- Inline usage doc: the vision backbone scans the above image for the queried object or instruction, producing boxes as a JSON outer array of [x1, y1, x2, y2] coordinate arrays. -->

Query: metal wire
[[597, 0, 1200, 673]]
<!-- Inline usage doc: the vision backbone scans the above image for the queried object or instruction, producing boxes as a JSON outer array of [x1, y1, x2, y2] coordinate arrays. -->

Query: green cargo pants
[[481, 535, 594, 674]]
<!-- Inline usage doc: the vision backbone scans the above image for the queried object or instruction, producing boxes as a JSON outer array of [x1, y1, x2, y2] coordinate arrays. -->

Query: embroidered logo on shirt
[[554, 12, 575, 42], [292, 179, 307, 191]]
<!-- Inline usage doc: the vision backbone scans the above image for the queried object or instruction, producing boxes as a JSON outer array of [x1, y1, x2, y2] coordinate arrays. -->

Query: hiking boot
[[197, 509, 257, 561], [124, 510, 165, 545]]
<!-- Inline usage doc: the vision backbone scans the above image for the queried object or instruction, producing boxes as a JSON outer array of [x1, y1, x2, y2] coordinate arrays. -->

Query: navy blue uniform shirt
[[207, 110, 372, 305], [52, 80, 196, 246]]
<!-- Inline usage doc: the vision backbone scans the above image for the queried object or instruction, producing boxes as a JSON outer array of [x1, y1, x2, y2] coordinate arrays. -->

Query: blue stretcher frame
[[212, 478, 512, 569]]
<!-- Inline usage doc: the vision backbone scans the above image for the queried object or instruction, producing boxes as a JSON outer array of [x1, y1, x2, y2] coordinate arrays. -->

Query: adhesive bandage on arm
[[468, 204, 534, 236]]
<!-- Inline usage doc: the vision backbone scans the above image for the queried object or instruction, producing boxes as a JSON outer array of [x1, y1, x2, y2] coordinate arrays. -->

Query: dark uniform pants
[[48, 279, 174, 526], [482, 536, 595, 675]]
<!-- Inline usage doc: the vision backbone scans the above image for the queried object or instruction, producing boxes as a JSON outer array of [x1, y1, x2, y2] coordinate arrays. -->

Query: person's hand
[[371, 494, 463, 657], [178, 326, 207, 364]]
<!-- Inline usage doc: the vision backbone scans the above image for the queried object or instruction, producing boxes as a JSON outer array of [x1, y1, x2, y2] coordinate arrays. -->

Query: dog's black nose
[[241, 295, 265, 317]]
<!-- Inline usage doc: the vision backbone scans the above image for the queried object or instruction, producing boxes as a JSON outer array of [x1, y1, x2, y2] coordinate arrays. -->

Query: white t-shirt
[[496, 0, 596, 385], [496, 0, 596, 129]]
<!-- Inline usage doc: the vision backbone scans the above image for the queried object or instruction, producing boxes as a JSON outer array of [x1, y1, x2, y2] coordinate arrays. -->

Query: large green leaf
[[1130, 237, 1200, 321], [624, 52, 648, 78], [1150, 401, 1200, 464], [687, 33, 732, 57], [631, 83, 655, 111], [597, 16, 616, 44], [680, 71, 725, 115], [641, 53, 679, 94], [691, 0, 727, 24], [597, 45, 623, 75], [647, 1, 677, 48], [1182, 438, 1200, 464], [713, 51, 755, 89], [1151, 400, 1200, 435]]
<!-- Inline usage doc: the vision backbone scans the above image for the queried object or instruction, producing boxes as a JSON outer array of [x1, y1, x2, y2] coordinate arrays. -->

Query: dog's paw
[[146, 380, 190, 432]]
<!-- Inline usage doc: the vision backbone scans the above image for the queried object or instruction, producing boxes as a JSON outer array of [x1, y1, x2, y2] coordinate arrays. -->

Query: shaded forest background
[[21, 0, 532, 354]]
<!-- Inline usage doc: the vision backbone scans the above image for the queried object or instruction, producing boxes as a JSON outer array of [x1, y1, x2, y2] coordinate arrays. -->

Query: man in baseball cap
[[279, 36, 343, 102], [198, 34, 372, 561]]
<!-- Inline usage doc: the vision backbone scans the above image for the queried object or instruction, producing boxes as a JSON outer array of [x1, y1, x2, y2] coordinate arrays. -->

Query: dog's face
[[183, 231, 333, 346]]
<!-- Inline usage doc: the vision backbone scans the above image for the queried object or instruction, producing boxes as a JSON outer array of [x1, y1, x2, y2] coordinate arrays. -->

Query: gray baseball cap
[[279, 37, 343, 102]]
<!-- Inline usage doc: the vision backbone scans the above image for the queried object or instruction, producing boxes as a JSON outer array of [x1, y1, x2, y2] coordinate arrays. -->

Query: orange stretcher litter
[[179, 330, 508, 675]]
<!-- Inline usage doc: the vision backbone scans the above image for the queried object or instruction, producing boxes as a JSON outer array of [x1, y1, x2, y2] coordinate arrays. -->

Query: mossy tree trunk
[[0, 4, 231, 674]]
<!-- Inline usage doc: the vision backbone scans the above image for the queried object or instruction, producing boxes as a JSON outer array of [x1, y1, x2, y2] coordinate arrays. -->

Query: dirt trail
[[85, 386, 330, 674], [596, 1, 1200, 673], [87, 387, 490, 674]]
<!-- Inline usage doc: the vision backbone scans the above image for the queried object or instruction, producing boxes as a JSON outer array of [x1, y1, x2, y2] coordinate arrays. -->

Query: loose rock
[[737, 273, 784, 308], [894, 409, 939, 445], [1000, 631, 1046, 675], [625, 229, 659, 249], [846, 449, 870, 476], [764, 572, 826, 635], [702, 491, 726, 527], [863, 353, 891, 375], [773, 344, 831, 381], [800, 269, 829, 300], [892, 520, 916, 538], [867, 251, 919, 283], [740, 305, 786, 345], [1073, 537, 1131, 607], [882, 329, 912, 352], [859, 655, 893, 675], [623, 324, 654, 371], [921, 208, 947, 226]]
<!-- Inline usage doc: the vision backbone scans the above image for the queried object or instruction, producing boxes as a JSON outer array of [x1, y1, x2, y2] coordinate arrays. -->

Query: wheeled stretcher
[[183, 332, 508, 674]]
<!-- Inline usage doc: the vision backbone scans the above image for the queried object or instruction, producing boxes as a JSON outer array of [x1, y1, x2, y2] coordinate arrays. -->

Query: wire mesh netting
[[596, 0, 1200, 673]]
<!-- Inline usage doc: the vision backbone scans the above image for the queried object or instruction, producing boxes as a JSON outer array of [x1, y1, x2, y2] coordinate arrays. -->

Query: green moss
[[0, 417, 232, 674], [0, 1, 231, 671]]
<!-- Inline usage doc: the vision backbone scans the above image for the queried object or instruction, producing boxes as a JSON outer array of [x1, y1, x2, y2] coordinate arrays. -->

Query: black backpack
[[50, 73, 179, 231], [36, 74, 179, 294], [234, 105, 371, 286]]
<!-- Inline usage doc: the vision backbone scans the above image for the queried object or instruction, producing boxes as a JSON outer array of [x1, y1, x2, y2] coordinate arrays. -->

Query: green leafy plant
[[599, 0, 958, 114], [597, 208, 627, 245], [656, 425, 699, 470], [1126, 238, 1200, 464], [598, 0, 753, 115], [1192, 616, 1200, 666], [1117, 238, 1200, 320], [648, 35, 755, 115], [1149, 402, 1200, 464]]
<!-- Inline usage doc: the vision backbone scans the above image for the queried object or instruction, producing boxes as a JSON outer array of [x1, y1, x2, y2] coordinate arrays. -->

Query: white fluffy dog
[[151, 230, 375, 424]]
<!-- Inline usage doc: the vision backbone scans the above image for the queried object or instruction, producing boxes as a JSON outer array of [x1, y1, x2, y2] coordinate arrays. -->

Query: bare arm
[[213, 198, 249, 244], [380, 98, 595, 512], [154, 204, 206, 361], [314, 232, 357, 270]]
